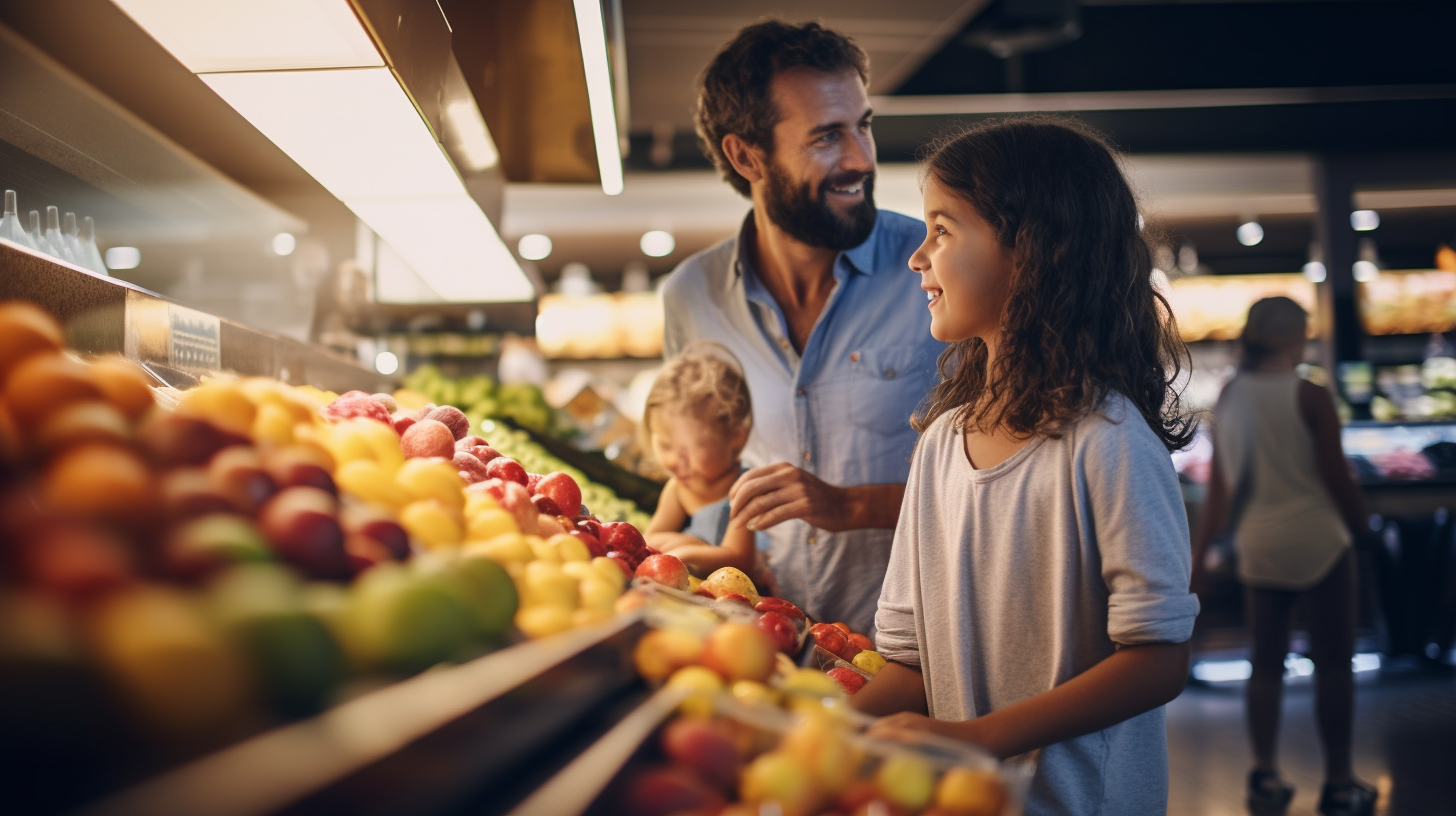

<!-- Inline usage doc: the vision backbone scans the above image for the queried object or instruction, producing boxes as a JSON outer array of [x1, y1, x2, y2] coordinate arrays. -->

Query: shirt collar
[[731, 209, 885, 285]]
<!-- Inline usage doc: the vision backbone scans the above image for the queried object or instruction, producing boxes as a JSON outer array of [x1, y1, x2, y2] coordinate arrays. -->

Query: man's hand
[[728, 463, 849, 532]]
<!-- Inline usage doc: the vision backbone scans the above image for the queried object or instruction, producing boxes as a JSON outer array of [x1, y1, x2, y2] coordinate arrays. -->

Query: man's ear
[[721, 133, 765, 185]]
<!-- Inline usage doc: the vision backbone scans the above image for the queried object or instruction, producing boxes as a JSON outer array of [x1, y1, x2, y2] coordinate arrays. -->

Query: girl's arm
[[870, 641, 1190, 760], [852, 661, 929, 717], [653, 521, 756, 575], [1298, 380, 1370, 538], [1190, 440, 1229, 595], [645, 479, 689, 549]]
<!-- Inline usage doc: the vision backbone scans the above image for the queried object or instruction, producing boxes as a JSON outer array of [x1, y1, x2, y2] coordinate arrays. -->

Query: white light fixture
[[374, 350, 400, 375], [1351, 209, 1380, 231], [518, 234, 553, 261], [640, 230, 675, 257], [271, 232, 296, 256], [110, 0, 383, 73], [443, 97, 499, 172], [1302, 261, 1327, 283], [1236, 221, 1264, 247], [572, 0, 624, 196], [1353, 260, 1379, 282], [113, 0, 531, 302], [104, 247, 141, 269]]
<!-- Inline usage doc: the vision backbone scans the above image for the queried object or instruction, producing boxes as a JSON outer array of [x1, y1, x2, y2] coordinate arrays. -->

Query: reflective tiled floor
[[1167, 663, 1456, 816]]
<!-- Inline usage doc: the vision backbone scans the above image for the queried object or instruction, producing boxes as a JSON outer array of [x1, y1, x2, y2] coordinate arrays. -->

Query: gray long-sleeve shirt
[[876, 394, 1199, 816]]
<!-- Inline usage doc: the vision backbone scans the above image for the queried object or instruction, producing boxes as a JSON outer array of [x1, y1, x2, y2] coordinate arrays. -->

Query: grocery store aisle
[[1166, 666, 1456, 816]]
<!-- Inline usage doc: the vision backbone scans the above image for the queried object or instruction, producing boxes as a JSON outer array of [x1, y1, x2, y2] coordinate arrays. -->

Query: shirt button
[[803, 451, 812, 462], [796, 387, 806, 397], [884, 368, 896, 379], [807, 533, 817, 545], [849, 351, 860, 362], [779, 339, 790, 350]]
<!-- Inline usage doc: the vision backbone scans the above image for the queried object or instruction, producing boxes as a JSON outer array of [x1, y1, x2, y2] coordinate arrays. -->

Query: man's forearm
[[841, 483, 906, 530]]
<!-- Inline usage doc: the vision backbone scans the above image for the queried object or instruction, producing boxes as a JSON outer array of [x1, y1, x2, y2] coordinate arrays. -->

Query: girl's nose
[[909, 240, 931, 274]]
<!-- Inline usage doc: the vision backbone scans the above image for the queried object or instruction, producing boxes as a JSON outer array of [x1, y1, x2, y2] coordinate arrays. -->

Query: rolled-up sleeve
[[1084, 417, 1201, 646]]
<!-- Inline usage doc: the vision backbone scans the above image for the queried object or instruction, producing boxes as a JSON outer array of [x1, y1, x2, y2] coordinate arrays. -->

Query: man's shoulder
[[875, 208, 925, 239], [661, 235, 738, 304]]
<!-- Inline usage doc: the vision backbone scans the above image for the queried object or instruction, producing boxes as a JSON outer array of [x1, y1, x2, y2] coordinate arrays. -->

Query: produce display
[[0, 300, 670, 812], [401, 364, 555, 437], [611, 583, 1020, 816]]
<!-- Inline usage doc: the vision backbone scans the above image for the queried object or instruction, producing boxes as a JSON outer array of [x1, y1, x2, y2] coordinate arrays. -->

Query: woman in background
[[1192, 296, 1376, 816]]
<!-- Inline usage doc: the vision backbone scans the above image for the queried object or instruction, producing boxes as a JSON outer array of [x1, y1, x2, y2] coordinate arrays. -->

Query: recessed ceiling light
[[518, 234, 553, 261], [1350, 210, 1380, 231], [105, 246, 141, 269], [640, 230, 675, 257], [1236, 221, 1264, 247], [272, 232, 296, 256]]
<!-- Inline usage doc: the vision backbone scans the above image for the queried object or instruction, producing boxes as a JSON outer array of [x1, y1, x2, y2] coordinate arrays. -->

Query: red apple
[[531, 493, 563, 517], [422, 406, 469, 440], [717, 592, 753, 607], [600, 521, 646, 556], [258, 487, 348, 580], [605, 551, 636, 578], [455, 435, 489, 450], [485, 457, 528, 485], [634, 553, 690, 591], [827, 666, 866, 695], [344, 533, 395, 575], [694, 587, 716, 599], [390, 413, 416, 436], [467, 445, 501, 465], [576, 517, 602, 539], [453, 451, 490, 483], [810, 623, 860, 662], [534, 472, 582, 518], [848, 632, 874, 652], [660, 717, 739, 789], [207, 445, 278, 514], [754, 597, 805, 621], [571, 529, 606, 558], [757, 610, 799, 654], [619, 767, 723, 816], [339, 505, 410, 560], [400, 420, 455, 459], [159, 467, 236, 520], [262, 446, 336, 494], [526, 472, 542, 493]]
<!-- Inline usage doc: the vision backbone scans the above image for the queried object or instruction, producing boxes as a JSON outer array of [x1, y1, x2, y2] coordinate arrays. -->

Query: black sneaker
[[1248, 770, 1295, 816], [1317, 780, 1378, 816]]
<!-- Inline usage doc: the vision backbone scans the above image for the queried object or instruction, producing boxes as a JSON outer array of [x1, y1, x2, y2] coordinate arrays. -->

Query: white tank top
[[1214, 372, 1351, 590]]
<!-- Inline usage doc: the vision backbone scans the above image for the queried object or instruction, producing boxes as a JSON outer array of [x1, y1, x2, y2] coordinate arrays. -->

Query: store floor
[[1166, 664, 1456, 816]]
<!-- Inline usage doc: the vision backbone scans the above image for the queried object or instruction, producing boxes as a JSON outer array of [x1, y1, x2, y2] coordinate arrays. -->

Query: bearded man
[[660, 21, 945, 638]]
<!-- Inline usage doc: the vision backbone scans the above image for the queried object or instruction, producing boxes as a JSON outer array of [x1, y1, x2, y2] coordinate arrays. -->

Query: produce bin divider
[[80, 610, 646, 816]]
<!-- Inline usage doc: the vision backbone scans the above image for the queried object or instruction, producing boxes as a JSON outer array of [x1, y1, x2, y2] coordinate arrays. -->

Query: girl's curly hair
[[914, 116, 1195, 452]]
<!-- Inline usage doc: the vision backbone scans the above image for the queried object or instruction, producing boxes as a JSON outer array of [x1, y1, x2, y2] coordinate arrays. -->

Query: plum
[[455, 435, 489, 450], [531, 493, 563, 517], [207, 446, 278, 514], [600, 521, 647, 557], [324, 392, 391, 424], [262, 446, 336, 494], [757, 610, 799, 654], [453, 451, 490, 483], [160, 467, 237, 520]]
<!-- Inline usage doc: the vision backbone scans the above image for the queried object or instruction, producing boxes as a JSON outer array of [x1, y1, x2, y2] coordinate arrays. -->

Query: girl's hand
[[868, 712, 990, 751]]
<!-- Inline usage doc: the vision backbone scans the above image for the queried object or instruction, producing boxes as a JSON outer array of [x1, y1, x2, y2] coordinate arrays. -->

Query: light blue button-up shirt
[[661, 209, 946, 636]]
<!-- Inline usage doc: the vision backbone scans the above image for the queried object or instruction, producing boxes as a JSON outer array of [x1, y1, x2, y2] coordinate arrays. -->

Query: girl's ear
[[721, 134, 765, 185]]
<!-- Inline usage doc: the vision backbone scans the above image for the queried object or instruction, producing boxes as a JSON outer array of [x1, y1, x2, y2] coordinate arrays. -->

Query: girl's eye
[[936, 225, 948, 236]]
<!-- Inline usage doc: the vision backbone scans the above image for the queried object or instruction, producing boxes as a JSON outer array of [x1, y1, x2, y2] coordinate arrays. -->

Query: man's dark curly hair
[[695, 21, 868, 198]]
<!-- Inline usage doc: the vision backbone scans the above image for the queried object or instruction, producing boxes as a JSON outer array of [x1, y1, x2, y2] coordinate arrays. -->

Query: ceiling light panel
[[202, 68, 461, 201], [111, 0, 383, 72]]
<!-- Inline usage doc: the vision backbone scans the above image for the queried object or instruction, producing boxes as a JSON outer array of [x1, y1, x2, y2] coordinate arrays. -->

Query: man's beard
[[762, 161, 877, 251]]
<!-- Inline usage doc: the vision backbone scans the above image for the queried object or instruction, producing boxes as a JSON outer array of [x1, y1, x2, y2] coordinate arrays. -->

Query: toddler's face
[[909, 177, 1015, 344], [650, 413, 744, 493]]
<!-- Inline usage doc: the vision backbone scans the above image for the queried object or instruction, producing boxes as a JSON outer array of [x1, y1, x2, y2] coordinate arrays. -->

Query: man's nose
[[842, 129, 874, 173]]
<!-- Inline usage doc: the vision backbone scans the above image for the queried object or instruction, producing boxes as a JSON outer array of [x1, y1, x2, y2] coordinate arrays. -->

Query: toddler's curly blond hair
[[643, 342, 753, 449]]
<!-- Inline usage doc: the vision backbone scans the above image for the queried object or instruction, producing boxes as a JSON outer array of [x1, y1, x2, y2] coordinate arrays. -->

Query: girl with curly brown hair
[[854, 118, 1200, 815]]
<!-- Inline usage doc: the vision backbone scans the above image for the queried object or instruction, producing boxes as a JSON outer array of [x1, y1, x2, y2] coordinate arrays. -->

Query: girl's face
[[650, 412, 746, 493], [909, 177, 1015, 344]]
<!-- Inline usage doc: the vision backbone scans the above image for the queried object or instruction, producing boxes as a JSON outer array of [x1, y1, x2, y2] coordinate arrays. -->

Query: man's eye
[[819, 131, 839, 143]]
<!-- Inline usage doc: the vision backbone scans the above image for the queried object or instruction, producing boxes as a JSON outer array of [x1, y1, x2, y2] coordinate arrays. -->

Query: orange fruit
[[0, 301, 64, 381], [41, 443, 156, 524], [3, 352, 103, 429], [87, 356, 155, 420]]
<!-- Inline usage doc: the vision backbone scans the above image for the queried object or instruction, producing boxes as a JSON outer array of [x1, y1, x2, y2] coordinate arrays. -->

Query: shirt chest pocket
[[841, 345, 938, 432]]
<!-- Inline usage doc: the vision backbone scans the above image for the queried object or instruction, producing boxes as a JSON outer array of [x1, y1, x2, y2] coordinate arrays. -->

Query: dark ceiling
[[627, 0, 1456, 170]]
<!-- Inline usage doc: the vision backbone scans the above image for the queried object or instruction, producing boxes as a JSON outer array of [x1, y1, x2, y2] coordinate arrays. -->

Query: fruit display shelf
[[0, 240, 392, 394], [83, 609, 649, 816]]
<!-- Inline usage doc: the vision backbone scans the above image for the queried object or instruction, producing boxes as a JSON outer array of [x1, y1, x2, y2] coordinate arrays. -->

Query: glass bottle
[[45, 206, 76, 263], [80, 216, 108, 275], [28, 210, 55, 256], [62, 211, 84, 265], [1, 190, 37, 250]]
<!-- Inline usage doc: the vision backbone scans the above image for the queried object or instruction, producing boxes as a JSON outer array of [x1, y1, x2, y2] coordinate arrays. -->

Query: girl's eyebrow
[[926, 209, 959, 223]]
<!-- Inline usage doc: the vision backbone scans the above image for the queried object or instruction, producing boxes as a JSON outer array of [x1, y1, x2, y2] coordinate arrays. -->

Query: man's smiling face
[[758, 66, 878, 250]]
